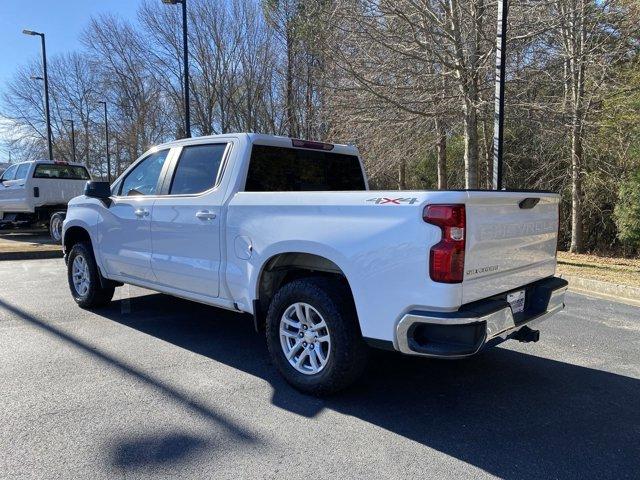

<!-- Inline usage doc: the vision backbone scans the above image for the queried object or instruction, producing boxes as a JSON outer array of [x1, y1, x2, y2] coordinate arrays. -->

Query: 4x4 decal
[[367, 197, 419, 205]]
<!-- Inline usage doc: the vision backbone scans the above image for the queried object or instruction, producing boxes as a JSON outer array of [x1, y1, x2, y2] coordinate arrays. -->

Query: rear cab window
[[33, 164, 90, 180], [244, 145, 366, 192]]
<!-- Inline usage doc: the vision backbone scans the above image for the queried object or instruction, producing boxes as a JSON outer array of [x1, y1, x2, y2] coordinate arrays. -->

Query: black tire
[[49, 212, 65, 244], [67, 242, 115, 309], [265, 276, 369, 395]]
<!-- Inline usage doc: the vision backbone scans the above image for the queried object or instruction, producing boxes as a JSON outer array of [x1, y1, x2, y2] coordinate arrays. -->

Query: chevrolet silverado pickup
[[62, 133, 568, 394], [0, 160, 91, 242]]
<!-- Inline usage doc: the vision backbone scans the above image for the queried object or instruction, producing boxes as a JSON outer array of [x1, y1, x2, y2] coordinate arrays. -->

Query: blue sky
[[0, 0, 140, 85]]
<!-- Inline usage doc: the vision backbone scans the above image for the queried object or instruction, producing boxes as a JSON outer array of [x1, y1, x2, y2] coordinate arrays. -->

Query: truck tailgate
[[462, 191, 559, 304]]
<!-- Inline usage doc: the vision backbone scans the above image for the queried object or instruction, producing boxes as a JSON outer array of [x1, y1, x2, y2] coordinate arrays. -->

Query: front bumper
[[395, 276, 568, 358]]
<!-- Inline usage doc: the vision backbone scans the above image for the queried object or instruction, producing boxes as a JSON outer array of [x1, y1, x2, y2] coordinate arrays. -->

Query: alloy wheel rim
[[72, 255, 90, 297], [279, 302, 331, 375]]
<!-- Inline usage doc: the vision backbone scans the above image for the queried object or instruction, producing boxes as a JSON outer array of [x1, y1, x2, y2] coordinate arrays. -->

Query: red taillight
[[424, 204, 466, 283]]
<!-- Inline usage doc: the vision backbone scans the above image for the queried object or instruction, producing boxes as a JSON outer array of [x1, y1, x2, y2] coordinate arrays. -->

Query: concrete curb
[[0, 249, 63, 261], [563, 275, 640, 307]]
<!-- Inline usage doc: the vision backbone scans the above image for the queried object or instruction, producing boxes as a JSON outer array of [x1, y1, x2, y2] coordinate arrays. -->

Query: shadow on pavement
[[0, 297, 257, 453], [3, 292, 639, 478], [97, 292, 640, 479], [111, 433, 210, 469]]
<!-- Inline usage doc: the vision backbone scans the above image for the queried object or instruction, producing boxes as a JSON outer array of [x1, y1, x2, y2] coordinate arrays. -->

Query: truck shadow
[[95, 292, 640, 479]]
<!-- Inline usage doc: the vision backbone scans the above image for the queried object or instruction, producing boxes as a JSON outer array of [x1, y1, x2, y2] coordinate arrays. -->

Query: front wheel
[[266, 277, 369, 395], [67, 242, 115, 309], [49, 212, 65, 244]]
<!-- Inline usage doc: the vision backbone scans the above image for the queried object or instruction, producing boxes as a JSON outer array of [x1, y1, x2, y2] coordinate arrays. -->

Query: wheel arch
[[63, 225, 92, 253], [253, 251, 357, 334], [63, 224, 120, 289]]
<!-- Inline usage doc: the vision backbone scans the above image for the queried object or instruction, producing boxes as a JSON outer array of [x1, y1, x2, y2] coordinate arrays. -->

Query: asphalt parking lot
[[1, 258, 639, 479]]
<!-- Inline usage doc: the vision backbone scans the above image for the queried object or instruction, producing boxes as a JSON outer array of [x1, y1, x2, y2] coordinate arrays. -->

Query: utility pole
[[162, 0, 191, 138], [65, 119, 76, 163], [492, 0, 508, 190], [98, 101, 111, 182], [23, 29, 53, 160]]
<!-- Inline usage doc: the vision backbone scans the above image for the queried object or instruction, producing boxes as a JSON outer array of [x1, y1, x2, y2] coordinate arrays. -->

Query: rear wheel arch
[[254, 252, 357, 334]]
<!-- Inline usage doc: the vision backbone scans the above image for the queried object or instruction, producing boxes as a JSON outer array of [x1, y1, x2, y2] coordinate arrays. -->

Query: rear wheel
[[49, 212, 65, 244], [266, 277, 369, 395], [67, 242, 114, 308]]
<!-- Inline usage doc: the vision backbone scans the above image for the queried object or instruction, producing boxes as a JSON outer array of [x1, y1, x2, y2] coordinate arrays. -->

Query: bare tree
[[323, 0, 493, 189], [1, 0, 638, 254], [83, 13, 174, 173]]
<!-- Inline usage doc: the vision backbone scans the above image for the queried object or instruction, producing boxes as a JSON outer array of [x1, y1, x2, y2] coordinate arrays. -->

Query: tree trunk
[[568, 0, 587, 253], [447, 0, 480, 189], [462, 96, 479, 189], [305, 56, 313, 139], [286, 28, 297, 138], [481, 117, 493, 189], [435, 118, 447, 189], [83, 118, 90, 169], [569, 124, 583, 252], [398, 159, 407, 190]]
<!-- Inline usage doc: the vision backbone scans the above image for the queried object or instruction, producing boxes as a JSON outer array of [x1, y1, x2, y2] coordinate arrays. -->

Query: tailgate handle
[[519, 197, 540, 209]]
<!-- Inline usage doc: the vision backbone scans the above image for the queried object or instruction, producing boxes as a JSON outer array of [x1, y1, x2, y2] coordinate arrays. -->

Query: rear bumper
[[395, 276, 568, 358]]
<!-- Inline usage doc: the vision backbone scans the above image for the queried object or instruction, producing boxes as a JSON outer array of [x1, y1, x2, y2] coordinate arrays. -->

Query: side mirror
[[85, 181, 112, 201]]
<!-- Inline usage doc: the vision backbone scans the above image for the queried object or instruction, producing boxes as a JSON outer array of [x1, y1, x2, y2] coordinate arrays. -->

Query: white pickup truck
[[0, 160, 91, 242], [62, 133, 568, 394]]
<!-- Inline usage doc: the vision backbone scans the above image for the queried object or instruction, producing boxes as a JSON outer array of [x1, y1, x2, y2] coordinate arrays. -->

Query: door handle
[[134, 208, 149, 217], [196, 210, 216, 220]]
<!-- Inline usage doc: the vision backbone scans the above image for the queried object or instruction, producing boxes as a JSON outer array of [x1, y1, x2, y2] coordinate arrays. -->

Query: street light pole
[[162, 0, 191, 138], [492, 0, 509, 190], [23, 29, 53, 160], [98, 101, 111, 182], [65, 119, 76, 163]]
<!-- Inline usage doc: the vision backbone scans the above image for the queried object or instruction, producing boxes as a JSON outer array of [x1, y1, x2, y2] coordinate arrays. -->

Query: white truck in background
[[0, 160, 91, 242], [62, 133, 568, 395]]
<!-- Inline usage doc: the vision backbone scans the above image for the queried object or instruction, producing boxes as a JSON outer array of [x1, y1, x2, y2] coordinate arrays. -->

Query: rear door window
[[169, 144, 228, 195], [244, 145, 366, 192], [33, 164, 90, 180]]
